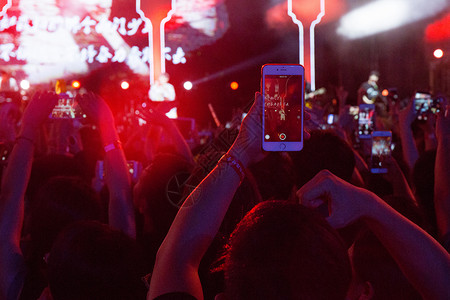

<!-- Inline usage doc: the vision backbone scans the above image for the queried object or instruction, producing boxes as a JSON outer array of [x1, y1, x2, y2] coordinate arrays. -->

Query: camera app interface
[[358, 106, 375, 136], [371, 135, 391, 170], [264, 74, 302, 142]]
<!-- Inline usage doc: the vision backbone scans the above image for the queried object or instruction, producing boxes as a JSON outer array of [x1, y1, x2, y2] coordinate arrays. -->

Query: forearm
[[0, 127, 37, 244], [100, 123, 135, 238], [150, 153, 242, 299], [364, 195, 450, 300], [399, 126, 419, 171], [165, 123, 194, 164], [434, 139, 450, 238]]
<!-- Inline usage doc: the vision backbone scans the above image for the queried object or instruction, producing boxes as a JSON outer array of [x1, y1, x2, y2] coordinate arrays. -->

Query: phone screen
[[50, 92, 83, 119], [370, 133, 391, 173], [414, 92, 432, 120], [263, 74, 303, 143], [358, 104, 375, 138]]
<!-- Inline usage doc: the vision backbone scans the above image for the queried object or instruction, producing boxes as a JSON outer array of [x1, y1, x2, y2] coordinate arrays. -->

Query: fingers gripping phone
[[370, 131, 392, 174], [262, 64, 304, 151], [358, 104, 375, 139]]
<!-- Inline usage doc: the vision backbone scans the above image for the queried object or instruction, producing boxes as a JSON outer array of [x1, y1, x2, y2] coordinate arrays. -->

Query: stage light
[[337, 0, 447, 39], [71, 80, 81, 89], [183, 81, 193, 90], [433, 49, 444, 59], [20, 80, 30, 90], [230, 81, 239, 90], [382, 89, 389, 97], [121, 81, 130, 89]]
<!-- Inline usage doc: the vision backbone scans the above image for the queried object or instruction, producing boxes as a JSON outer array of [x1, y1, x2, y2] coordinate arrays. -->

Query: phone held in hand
[[358, 104, 375, 139], [261, 64, 304, 151], [414, 91, 442, 121], [49, 92, 83, 119], [370, 131, 392, 174]]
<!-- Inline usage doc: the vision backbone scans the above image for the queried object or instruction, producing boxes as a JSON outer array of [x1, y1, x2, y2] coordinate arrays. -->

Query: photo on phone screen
[[414, 92, 432, 121], [358, 104, 375, 138], [50, 92, 83, 119], [262, 64, 304, 151], [370, 131, 392, 174]]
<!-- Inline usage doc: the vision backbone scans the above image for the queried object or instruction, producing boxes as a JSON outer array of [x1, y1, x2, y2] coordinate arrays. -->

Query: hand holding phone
[[358, 104, 375, 138], [370, 131, 392, 174], [262, 64, 304, 151], [50, 92, 83, 119]]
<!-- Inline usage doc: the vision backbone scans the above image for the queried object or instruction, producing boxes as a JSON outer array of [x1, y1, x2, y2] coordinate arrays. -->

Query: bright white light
[[20, 80, 30, 90], [337, 0, 447, 39], [434, 49, 444, 59], [183, 81, 193, 90], [121, 81, 129, 89]]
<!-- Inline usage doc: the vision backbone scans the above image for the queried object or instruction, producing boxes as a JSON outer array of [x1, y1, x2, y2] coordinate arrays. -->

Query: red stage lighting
[[183, 81, 193, 90], [71, 80, 81, 89], [433, 49, 444, 59], [382, 89, 389, 97], [121, 81, 130, 89], [230, 81, 239, 90]]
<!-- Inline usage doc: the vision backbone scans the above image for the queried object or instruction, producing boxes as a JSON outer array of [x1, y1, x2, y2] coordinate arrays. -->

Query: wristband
[[15, 135, 35, 145], [104, 140, 122, 153], [219, 153, 246, 183]]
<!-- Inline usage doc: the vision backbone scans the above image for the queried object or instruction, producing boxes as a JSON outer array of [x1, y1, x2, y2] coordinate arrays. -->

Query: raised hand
[[21, 91, 58, 137], [76, 92, 114, 126], [296, 169, 375, 228]]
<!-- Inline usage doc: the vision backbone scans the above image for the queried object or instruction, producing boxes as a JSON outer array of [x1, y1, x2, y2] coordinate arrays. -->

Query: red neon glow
[[121, 81, 130, 89], [230, 81, 239, 90], [72, 80, 81, 89], [433, 49, 444, 59], [425, 12, 450, 42]]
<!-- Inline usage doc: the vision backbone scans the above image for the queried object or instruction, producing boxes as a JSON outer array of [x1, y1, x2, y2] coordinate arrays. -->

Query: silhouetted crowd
[[0, 88, 449, 300]]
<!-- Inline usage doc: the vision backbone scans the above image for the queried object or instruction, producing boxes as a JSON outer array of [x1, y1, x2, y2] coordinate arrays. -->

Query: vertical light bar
[[287, 0, 304, 66], [0, 0, 11, 16], [309, 0, 325, 91], [136, 0, 176, 84], [136, 0, 154, 84], [159, 1, 176, 74]]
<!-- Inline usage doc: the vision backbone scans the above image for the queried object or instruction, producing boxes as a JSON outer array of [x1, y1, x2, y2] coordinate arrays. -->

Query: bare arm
[[149, 93, 265, 300], [0, 92, 57, 300], [434, 105, 450, 241], [78, 93, 135, 238], [398, 99, 419, 172], [297, 170, 450, 300], [139, 109, 194, 165]]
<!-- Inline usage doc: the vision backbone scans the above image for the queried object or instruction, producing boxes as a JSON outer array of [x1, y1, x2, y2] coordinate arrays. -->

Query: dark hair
[[224, 200, 351, 300], [29, 176, 103, 259], [290, 130, 355, 189], [352, 229, 421, 300], [47, 221, 147, 300], [134, 154, 194, 240], [369, 70, 380, 77], [412, 150, 437, 236], [249, 152, 296, 201]]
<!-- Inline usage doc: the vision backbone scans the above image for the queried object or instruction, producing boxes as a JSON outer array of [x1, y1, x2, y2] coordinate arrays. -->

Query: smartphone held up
[[370, 131, 392, 174], [261, 64, 304, 151]]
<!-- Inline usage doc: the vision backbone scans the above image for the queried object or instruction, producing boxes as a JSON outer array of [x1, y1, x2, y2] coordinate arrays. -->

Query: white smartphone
[[262, 64, 304, 151], [358, 104, 375, 139], [370, 131, 392, 174]]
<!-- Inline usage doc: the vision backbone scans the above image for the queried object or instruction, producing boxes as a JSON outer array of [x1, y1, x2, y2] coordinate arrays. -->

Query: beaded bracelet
[[219, 153, 246, 184], [104, 140, 122, 153]]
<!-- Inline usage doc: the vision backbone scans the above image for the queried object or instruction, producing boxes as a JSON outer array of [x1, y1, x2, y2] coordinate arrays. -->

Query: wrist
[[227, 147, 249, 168], [219, 153, 246, 184]]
